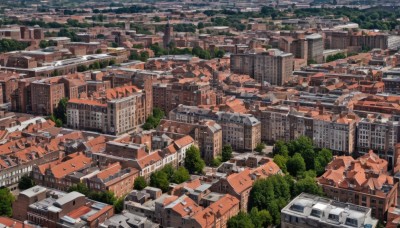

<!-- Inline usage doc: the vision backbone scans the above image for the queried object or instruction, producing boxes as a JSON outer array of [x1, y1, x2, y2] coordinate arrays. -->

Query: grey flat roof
[[54, 192, 85, 207]]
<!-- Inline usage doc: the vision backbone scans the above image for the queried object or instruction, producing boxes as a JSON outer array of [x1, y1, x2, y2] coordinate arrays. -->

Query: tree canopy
[[184, 145, 205, 174], [0, 188, 14, 217], [221, 144, 233, 162], [134, 176, 147, 190], [18, 175, 35, 190]]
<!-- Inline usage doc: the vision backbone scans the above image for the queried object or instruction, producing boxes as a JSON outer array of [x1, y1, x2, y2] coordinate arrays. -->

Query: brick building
[[67, 85, 152, 135], [31, 77, 65, 115], [169, 105, 261, 151], [153, 81, 216, 113], [87, 162, 139, 198], [157, 119, 223, 164], [230, 48, 293, 86], [318, 151, 398, 220], [13, 186, 114, 228]]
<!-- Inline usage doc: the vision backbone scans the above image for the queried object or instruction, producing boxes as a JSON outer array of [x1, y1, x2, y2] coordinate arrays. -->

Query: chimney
[[319, 105, 324, 115]]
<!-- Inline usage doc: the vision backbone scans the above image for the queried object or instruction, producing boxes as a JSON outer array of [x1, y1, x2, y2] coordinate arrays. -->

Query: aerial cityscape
[[0, 0, 400, 227]]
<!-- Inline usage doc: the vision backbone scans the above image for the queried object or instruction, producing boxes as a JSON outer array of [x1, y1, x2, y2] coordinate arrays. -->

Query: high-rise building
[[163, 21, 174, 49], [230, 49, 293, 86], [306, 34, 324, 63]]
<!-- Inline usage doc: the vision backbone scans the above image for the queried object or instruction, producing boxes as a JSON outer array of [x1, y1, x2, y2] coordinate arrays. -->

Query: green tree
[[248, 175, 291, 225], [287, 136, 313, 157], [90, 191, 116, 205], [294, 176, 323, 196], [227, 212, 255, 228], [113, 197, 124, 213], [184, 145, 205, 174], [0, 188, 14, 217], [211, 156, 222, 167], [273, 154, 287, 173], [68, 183, 90, 196], [18, 175, 35, 190], [287, 153, 306, 177], [153, 108, 164, 119], [153, 16, 161, 22], [221, 144, 233, 162], [315, 148, 333, 176], [172, 167, 190, 184], [215, 49, 225, 58], [255, 143, 266, 154], [134, 176, 147, 190], [197, 22, 204, 29], [54, 97, 68, 124], [249, 207, 273, 228], [307, 59, 317, 65], [161, 164, 175, 181], [273, 140, 289, 158], [139, 51, 149, 62], [150, 171, 170, 192]]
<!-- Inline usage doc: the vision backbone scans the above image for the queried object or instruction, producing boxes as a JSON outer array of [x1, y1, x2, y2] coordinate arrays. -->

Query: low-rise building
[[281, 193, 378, 228], [87, 162, 139, 198], [13, 186, 114, 228], [318, 151, 398, 220]]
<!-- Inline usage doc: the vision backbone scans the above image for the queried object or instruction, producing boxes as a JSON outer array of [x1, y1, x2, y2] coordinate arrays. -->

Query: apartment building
[[31, 77, 65, 115], [318, 152, 398, 220], [157, 119, 223, 164], [253, 105, 358, 155], [169, 105, 261, 151], [324, 30, 400, 51], [357, 115, 400, 168], [153, 81, 216, 113], [230, 48, 293, 86], [306, 33, 324, 63], [125, 183, 240, 228], [87, 162, 139, 198], [32, 153, 93, 191], [67, 85, 152, 135], [90, 135, 194, 181], [210, 160, 281, 212], [13, 186, 114, 228], [281, 193, 378, 228]]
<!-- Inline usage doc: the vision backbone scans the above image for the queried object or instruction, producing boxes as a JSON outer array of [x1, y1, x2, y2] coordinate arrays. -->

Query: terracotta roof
[[192, 194, 239, 227], [68, 98, 107, 107], [0, 217, 32, 228], [250, 159, 281, 178], [49, 153, 92, 179], [106, 85, 141, 100], [226, 169, 254, 194], [168, 195, 202, 217], [174, 135, 194, 148], [137, 151, 162, 169], [96, 162, 122, 180]]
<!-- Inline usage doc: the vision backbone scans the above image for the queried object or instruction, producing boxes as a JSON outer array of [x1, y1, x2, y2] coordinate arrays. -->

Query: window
[[328, 214, 339, 222], [310, 209, 321, 218], [290, 204, 304, 213], [345, 218, 358, 227]]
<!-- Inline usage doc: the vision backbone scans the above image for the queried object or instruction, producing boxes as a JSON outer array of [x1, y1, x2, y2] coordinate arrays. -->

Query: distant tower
[[163, 19, 174, 49], [125, 21, 130, 30]]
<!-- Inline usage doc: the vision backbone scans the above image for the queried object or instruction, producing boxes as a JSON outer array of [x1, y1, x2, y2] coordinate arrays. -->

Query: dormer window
[[345, 218, 358, 227], [328, 213, 339, 222], [290, 203, 304, 213], [310, 209, 322, 218]]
